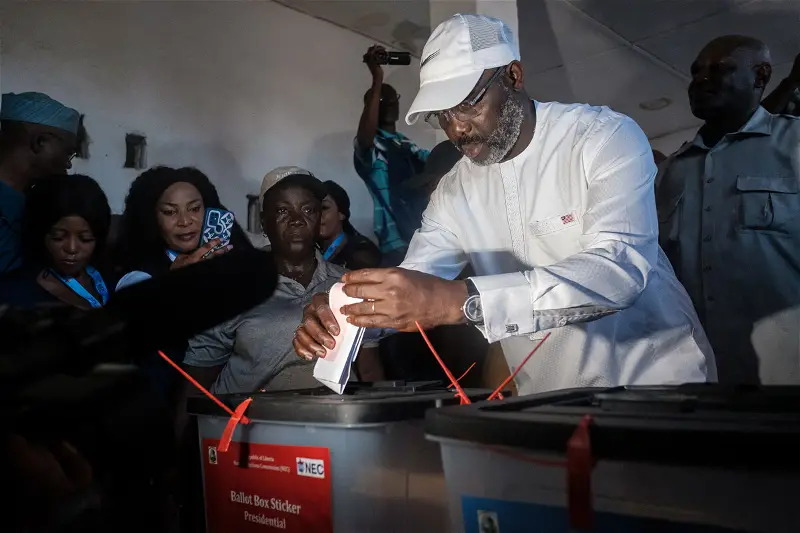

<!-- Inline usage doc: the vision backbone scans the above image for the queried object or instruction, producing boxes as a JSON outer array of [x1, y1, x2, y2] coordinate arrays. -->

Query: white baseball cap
[[406, 14, 520, 125]]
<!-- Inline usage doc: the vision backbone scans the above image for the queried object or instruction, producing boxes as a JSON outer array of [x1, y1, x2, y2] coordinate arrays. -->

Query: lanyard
[[48, 265, 109, 308], [166, 249, 179, 262], [323, 233, 345, 260]]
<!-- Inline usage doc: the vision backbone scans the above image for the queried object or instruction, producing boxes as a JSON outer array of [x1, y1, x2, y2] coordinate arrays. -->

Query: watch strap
[[466, 277, 480, 298]]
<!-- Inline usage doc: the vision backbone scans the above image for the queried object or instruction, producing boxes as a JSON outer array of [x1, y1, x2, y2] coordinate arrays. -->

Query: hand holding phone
[[170, 239, 231, 270], [202, 208, 235, 255]]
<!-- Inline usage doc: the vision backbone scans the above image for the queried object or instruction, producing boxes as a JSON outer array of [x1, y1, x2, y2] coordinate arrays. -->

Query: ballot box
[[188, 381, 495, 533], [425, 384, 800, 533]]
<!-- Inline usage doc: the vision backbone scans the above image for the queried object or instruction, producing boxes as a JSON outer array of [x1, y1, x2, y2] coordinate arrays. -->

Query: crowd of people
[[2, 11, 800, 531], [2, 14, 800, 398], [1, 13, 800, 410]]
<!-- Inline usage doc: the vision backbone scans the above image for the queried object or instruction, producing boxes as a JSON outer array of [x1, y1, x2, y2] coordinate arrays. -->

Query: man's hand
[[293, 292, 341, 361], [364, 45, 385, 84], [292, 269, 469, 361], [340, 268, 468, 331], [170, 239, 231, 270]]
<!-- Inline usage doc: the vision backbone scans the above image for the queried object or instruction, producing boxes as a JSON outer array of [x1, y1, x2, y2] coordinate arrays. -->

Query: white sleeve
[[399, 182, 469, 281], [353, 184, 465, 343], [471, 117, 660, 343]]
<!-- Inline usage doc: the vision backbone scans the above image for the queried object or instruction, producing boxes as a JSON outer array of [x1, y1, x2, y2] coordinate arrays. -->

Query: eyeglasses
[[424, 66, 506, 130]]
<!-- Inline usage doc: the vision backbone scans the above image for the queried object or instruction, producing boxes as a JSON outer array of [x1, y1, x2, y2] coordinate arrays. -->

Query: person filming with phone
[[355, 45, 431, 268], [296, 14, 716, 396]]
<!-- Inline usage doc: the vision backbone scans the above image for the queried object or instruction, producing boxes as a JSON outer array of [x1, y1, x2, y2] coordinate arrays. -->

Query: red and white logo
[[560, 213, 575, 225]]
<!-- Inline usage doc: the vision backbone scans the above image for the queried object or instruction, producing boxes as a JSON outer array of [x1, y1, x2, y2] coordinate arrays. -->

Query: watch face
[[464, 295, 483, 323]]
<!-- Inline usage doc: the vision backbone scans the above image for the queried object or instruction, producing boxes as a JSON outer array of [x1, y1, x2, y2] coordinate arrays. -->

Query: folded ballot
[[313, 282, 366, 394]]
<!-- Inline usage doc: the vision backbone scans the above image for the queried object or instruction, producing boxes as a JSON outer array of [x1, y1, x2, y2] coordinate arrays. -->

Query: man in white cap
[[0, 92, 80, 274], [294, 14, 716, 394]]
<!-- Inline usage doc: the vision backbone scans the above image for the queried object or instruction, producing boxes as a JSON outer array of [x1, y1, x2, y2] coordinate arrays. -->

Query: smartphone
[[202, 208, 235, 249]]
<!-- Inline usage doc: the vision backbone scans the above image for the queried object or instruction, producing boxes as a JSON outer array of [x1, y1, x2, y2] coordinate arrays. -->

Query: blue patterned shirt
[[354, 130, 429, 253]]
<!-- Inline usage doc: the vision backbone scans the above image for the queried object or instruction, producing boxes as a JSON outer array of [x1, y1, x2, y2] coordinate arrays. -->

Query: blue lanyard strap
[[322, 233, 345, 260], [48, 265, 109, 308]]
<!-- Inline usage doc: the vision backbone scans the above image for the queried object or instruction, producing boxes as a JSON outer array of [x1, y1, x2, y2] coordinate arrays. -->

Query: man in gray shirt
[[656, 35, 800, 385], [185, 258, 347, 394], [184, 167, 382, 394]]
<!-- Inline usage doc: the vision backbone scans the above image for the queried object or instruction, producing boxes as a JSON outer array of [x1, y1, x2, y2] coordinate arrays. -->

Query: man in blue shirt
[[0, 92, 80, 274], [354, 45, 430, 267]]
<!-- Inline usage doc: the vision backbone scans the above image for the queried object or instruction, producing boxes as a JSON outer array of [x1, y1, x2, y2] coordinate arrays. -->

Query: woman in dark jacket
[[0, 174, 112, 308], [114, 166, 251, 287], [112, 165, 253, 400], [318, 180, 381, 270]]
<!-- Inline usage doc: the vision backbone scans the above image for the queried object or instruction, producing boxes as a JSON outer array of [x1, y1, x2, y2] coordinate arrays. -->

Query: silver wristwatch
[[462, 279, 484, 326]]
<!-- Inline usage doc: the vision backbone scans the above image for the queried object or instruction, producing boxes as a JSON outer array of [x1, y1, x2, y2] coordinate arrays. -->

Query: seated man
[[183, 168, 383, 393]]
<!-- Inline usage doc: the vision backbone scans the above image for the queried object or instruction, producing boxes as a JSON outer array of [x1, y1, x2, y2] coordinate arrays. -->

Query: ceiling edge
[[270, 0, 422, 58], [559, 0, 691, 82]]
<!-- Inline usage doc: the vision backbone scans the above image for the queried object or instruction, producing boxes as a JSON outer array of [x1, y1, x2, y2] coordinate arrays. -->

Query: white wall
[[1, 1, 435, 237]]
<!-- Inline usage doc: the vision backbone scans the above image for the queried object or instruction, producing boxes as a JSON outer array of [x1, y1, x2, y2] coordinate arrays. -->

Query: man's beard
[[458, 93, 525, 167]]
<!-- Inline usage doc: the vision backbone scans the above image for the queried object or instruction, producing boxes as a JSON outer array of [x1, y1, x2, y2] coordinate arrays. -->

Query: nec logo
[[296, 457, 325, 479]]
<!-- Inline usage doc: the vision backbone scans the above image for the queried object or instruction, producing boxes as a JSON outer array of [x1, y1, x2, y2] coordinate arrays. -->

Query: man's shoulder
[[768, 112, 800, 141], [770, 110, 800, 122], [0, 180, 25, 216], [539, 101, 632, 129], [390, 130, 410, 141], [375, 129, 407, 145], [663, 139, 699, 166], [538, 101, 642, 149], [435, 156, 471, 195]]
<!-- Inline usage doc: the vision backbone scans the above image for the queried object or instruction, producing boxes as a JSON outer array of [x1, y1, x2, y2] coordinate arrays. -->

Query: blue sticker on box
[[462, 497, 738, 533]]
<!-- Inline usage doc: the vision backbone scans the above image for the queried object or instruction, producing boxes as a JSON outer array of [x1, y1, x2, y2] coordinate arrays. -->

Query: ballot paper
[[313, 282, 366, 394]]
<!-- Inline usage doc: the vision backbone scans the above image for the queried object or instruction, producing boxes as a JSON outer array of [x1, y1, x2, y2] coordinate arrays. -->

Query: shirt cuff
[[469, 273, 533, 344]]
